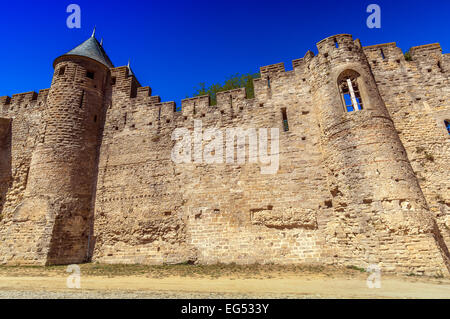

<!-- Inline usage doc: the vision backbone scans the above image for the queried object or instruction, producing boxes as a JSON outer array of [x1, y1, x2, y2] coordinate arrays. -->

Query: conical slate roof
[[127, 60, 134, 76], [58, 33, 114, 68]]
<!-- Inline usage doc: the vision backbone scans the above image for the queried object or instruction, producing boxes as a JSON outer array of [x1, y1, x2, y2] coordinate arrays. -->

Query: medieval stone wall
[[0, 34, 449, 275], [0, 91, 47, 264]]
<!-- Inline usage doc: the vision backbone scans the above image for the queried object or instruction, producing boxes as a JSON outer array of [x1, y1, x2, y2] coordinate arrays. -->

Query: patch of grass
[[404, 51, 413, 61], [0, 263, 346, 279], [346, 265, 366, 273], [433, 272, 444, 279], [407, 273, 419, 277]]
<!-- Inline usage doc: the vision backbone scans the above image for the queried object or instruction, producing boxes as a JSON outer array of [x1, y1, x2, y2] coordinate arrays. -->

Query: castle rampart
[[0, 33, 449, 275]]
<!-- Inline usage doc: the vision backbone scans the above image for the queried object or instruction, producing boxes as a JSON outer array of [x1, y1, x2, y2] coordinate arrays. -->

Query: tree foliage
[[404, 50, 412, 61], [192, 73, 261, 105]]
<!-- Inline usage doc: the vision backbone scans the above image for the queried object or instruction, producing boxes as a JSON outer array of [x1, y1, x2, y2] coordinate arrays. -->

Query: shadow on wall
[[87, 84, 111, 263], [0, 118, 12, 217]]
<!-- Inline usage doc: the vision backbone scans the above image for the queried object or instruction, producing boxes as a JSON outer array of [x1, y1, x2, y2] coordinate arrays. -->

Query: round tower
[[24, 32, 113, 264], [308, 34, 449, 274]]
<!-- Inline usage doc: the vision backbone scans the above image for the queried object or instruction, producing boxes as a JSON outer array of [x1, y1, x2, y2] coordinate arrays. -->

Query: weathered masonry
[[1, 33, 449, 276]]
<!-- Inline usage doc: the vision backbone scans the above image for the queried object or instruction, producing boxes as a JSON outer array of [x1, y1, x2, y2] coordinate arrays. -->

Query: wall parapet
[[11, 91, 38, 105], [181, 95, 210, 117], [260, 62, 285, 77], [111, 66, 142, 98], [37, 89, 50, 105], [410, 43, 442, 60], [292, 51, 314, 73], [316, 34, 354, 54], [363, 42, 397, 51], [136, 86, 152, 99]]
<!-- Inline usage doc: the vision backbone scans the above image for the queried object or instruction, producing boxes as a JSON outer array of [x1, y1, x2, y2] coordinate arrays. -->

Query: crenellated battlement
[[159, 101, 177, 123], [2, 35, 447, 133], [363, 42, 404, 63], [111, 65, 141, 98], [260, 62, 285, 78], [111, 66, 130, 78], [292, 51, 316, 76], [136, 86, 152, 99], [11, 91, 37, 105], [316, 34, 355, 54], [216, 87, 247, 103], [121, 86, 253, 129], [410, 43, 442, 58], [181, 95, 211, 118], [37, 89, 50, 105], [0, 88, 51, 114], [363, 42, 397, 50]]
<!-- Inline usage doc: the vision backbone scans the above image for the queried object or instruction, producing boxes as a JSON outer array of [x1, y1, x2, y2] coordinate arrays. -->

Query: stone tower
[[308, 34, 449, 271], [8, 31, 113, 265]]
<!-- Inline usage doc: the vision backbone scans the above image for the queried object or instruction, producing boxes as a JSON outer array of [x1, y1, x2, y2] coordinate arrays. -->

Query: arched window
[[338, 70, 363, 112], [445, 120, 450, 135]]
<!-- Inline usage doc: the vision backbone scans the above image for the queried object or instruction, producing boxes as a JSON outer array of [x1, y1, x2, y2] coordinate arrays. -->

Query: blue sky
[[0, 0, 449, 105]]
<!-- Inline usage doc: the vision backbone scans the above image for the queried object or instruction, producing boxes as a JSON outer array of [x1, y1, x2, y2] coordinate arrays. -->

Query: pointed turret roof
[[56, 29, 114, 68], [127, 60, 134, 76]]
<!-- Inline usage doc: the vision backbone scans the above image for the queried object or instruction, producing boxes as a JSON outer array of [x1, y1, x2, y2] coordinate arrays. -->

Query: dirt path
[[0, 264, 449, 299], [1, 274, 450, 299]]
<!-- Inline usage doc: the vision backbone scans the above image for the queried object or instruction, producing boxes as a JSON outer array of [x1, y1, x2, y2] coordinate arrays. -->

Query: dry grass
[[0, 263, 367, 279]]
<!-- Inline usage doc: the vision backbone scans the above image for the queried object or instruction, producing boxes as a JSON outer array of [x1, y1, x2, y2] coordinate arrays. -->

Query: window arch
[[445, 120, 450, 135], [338, 70, 363, 112]]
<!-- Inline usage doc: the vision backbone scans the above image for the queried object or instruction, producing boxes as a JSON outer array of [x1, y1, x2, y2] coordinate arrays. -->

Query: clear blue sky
[[0, 0, 449, 105]]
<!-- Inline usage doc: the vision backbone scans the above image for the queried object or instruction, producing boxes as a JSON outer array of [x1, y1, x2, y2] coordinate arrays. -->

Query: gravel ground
[[0, 289, 313, 299]]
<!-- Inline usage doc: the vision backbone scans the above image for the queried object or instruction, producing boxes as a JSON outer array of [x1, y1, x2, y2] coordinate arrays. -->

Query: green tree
[[191, 73, 260, 106]]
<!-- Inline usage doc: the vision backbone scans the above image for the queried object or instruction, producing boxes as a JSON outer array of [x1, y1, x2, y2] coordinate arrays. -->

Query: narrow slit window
[[380, 48, 386, 59], [334, 38, 339, 48], [111, 77, 116, 85], [339, 72, 363, 112], [281, 108, 289, 132], [267, 76, 271, 89], [59, 67, 66, 76], [79, 90, 84, 108], [445, 120, 450, 135]]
